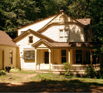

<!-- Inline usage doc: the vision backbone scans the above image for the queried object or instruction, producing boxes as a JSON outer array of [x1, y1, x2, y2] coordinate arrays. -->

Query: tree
[[0, 0, 39, 38]]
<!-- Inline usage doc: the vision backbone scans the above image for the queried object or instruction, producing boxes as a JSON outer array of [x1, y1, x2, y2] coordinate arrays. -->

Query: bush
[[85, 66, 96, 78], [10, 67, 20, 73], [63, 62, 71, 76], [95, 68, 103, 79], [0, 70, 6, 76]]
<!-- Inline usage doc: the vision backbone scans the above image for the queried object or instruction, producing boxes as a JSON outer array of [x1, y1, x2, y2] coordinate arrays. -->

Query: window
[[24, 51, 35, 60], [10, 51, 13, 64], [86, 51, 90, 64], [76, 50, 82, 64], [59, 30, 64, 42], [59, 29, 69, 42], [61, 50, 67, 63], [28, 36, 33, 43]]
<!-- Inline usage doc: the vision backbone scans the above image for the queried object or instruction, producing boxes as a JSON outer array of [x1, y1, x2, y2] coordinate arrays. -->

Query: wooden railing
[[51, 64, 64, 71], [51, 64, 100, 71], [71, 64, 100, 71]]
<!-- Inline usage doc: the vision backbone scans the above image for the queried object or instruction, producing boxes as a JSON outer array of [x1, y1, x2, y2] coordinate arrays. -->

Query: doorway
[[44, 52, 49, 64]]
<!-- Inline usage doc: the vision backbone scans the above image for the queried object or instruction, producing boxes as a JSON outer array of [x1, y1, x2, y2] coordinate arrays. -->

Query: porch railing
[[51, 64, 64, 71], [51, 64, 100, 71]]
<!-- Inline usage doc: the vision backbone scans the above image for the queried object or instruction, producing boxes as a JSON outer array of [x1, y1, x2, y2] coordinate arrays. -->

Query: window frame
[[59, 29, 69, 42], [23, 50, 35, 60], [28, 36, 34, 44], [61, 50, 67, 63], [76, 50, 83, 64], [10, 51, 13, 64]]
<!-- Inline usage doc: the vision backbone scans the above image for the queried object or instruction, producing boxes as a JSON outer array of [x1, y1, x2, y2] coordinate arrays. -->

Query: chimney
[[60, 10, 64, 13], [84, 17, 86, 22]]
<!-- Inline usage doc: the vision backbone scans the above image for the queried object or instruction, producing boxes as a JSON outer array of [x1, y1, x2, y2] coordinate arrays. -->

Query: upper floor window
[[28, 36, 33, 44], [59, 29, 69, 42]]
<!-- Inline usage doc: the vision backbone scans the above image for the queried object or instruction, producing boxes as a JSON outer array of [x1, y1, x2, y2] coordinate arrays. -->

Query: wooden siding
[[42, 24, 85, 42], [0, 45, 16, 69], [18, 16, 56, 36]]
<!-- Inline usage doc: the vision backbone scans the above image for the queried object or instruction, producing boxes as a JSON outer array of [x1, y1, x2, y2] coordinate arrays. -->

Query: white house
[[14, 11, 100, 74]]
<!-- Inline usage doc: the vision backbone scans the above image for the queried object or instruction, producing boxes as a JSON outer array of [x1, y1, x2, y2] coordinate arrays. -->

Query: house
[[0, 30, 17, 69], [14, 11, 100, 74]]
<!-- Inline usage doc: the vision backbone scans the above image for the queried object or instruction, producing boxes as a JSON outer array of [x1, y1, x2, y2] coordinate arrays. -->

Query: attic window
[[28, 36, 33, 43]]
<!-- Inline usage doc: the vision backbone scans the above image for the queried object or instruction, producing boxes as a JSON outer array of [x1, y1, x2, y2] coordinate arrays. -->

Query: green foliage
[[0, 70, 6, 76], [10, 67, 35, 74], [85, 67, 96, 78], [32, 73, 58, 81], [95, 68, 103, 79], [10, 67, 20, 73], [63, 62, 71, 76]]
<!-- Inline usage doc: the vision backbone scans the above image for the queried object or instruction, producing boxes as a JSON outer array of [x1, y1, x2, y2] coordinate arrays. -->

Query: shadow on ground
[[0, 79, 103, 92]]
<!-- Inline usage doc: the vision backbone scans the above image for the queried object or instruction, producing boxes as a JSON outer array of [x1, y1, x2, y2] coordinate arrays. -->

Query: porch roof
[[32, 39, 100, 48]]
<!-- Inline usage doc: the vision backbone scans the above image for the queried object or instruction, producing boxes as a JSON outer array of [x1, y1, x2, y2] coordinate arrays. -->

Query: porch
[[35, 48, 100, 71], [31, 41, 101, 75], [36, 64, 100, 76]]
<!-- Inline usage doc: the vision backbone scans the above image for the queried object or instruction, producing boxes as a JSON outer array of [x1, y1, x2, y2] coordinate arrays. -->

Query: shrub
[[85, 66, 96, 78], [10, 67, 20, 73], [63, 62, 71, 76], [0, 70, 6, 76], [95, 68, 103, 79]]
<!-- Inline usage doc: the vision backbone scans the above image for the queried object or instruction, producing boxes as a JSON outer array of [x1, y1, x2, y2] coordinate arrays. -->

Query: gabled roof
[[15, 12, 91, 44], [0, 30, 17, 47], [37, 12, 89, 33], [13, 29, 55, 42], [32, 39, 53, 48], [17, 12, 91, 33]]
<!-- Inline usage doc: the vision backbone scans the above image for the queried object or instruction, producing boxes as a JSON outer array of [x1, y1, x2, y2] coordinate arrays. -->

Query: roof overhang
[[32, 39, 101, 49], [13, 29, 55, 43], [32, 39, 53, 48]]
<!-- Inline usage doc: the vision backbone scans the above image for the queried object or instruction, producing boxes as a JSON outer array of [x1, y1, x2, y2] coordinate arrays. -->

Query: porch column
[[90, 49, 92, 66], [48, 49, 51, 70], [35, 49, 37, 70], [68, 49, 70, 64]]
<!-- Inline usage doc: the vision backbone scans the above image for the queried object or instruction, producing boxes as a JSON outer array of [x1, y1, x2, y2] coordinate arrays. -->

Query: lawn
[[0, 69, 103, 92]]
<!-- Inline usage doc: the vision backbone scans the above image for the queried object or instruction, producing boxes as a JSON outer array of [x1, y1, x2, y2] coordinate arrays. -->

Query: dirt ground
[[0, 72, 103, 92]]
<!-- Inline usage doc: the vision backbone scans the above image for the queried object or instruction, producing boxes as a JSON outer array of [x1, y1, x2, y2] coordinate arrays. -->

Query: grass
[[31, 73, 60, 81], [0, 69, 103, 92], [0, 68, 36, 83], [10, 68, 35, 74]]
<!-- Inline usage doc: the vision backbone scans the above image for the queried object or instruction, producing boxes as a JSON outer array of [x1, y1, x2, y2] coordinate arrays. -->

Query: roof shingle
[[0, 30, 18, 47], [76, 18, 91, 25]]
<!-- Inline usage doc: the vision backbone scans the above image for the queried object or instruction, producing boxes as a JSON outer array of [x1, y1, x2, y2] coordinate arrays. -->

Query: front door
[[0, 51, 3, 69], [44, 52, 49, 64]]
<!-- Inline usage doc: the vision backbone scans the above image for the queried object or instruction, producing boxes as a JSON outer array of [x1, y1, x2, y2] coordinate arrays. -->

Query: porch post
[[68, 49, 70, 64], [90, 49, 92, 66], [35, 49, 37, 70], [48, 49, 51, 70]]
